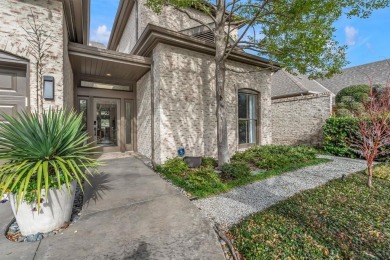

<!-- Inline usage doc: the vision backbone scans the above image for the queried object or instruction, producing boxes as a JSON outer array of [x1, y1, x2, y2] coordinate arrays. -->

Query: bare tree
[[349, 80, 390, 187], [23, 9, 52, 114]]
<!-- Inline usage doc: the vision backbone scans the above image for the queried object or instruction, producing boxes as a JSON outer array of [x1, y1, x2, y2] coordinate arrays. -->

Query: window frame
[[238, 89, 259, 148]]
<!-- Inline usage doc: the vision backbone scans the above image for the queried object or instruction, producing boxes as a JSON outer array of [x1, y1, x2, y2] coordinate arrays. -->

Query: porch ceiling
[[68, 43, 152, 83]]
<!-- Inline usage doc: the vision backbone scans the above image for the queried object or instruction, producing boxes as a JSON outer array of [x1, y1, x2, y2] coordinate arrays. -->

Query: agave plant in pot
[[0, 109, 99, 236]]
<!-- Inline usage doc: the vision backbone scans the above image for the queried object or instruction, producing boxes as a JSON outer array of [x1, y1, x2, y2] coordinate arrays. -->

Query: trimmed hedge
[[322, 117, 359, 158], [335, 85, 370, 104], [323, 117, 389, 161]]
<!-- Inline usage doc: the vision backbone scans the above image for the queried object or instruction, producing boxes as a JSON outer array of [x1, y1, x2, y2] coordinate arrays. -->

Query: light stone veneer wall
[[151, 43, 272, 164], [63, 16, 74, 109], [0, 0, 66, 111], [272, 93, 332, 146], [117, 1, 214, 54], [117, 5, 137, 53], [138, 2, 213, 36], [136, 71, 152, 159]]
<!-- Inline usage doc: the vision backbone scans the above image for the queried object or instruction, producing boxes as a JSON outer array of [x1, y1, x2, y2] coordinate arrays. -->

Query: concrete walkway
[[0, 155, 224, 260], [194, 155, 368, 227]]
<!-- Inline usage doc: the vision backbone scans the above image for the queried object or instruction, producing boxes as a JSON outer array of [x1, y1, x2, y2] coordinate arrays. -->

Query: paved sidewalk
[[0, 155, 224, 260], [193, 155, 368, 227]]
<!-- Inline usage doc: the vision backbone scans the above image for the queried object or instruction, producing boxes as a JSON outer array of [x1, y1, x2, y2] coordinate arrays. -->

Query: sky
[[89, 1, 390, 68]]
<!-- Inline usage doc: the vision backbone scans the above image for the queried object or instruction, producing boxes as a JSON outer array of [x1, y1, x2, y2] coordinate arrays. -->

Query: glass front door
[[93, 98, 120, 150]]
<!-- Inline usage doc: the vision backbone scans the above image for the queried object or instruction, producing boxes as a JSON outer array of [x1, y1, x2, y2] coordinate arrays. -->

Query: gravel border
[[193, 155, 368, 228]]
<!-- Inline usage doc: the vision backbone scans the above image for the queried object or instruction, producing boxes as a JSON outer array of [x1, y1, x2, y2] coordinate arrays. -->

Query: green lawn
[[229, 171, 390, 259]]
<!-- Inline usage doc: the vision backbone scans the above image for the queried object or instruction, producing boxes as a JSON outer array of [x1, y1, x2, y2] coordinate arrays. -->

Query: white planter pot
[[9, 181, 76, 236]]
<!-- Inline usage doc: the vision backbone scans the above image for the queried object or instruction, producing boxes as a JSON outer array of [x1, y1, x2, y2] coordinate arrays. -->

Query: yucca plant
[[0, 109, 100, 210]]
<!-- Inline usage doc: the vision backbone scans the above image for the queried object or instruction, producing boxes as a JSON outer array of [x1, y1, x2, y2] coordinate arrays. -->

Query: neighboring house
[[271, 70, 333, 146], [318, 59, 390, 103], [0, 0, 281, 165]]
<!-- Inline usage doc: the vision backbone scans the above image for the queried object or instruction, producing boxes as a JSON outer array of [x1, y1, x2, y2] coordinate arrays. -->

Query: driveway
[[0, 155, 224, 260]]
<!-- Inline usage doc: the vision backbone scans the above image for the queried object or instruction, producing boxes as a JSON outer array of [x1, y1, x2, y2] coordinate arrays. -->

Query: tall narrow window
[[238, 91, 257, 145], [78, 98, 88, 132]]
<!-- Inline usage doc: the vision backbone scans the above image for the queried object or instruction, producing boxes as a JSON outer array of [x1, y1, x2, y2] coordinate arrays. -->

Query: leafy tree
[[336, 85, 371, 104], [146, 0, 389, 166]]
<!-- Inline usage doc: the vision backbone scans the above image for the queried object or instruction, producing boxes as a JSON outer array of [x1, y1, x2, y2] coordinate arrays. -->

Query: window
[[78, 98, 88, 132], [238, 91, 257, 145]]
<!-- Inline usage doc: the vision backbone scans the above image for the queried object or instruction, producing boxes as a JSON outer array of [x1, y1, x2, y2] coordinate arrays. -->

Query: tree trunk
[[36, 63, 39, 114], [367, 164, 373, 188], [215, 1, 229, 167]]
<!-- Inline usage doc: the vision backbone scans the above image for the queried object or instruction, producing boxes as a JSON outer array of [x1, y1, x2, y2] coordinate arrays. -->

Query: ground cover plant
[[229, 170, 390, 259], [156, 145, 329, 198]]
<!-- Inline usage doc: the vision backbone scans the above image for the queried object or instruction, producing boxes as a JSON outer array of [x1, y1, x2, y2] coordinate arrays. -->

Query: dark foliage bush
[[185, 169, 226, 195], [201, 157, 218, 168], [155, 157, 188, 175], [323, 117, 389, 161], [335, 85, 370, 104], [221, 162, 251, 180], [231, 145, 317, 170], [322, 117, 359, 158]]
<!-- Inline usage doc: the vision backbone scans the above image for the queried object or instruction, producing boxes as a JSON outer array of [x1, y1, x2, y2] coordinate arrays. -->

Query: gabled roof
[[317, 59, 390, 95], [271, 69, 331, 98]]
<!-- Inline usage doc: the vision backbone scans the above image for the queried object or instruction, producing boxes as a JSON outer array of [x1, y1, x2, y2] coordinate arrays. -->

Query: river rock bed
[[5, 184, 83, 243]]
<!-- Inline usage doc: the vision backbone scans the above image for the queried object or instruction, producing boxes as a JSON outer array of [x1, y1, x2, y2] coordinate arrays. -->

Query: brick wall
[[138, 2, 213, 36], [117, 6, 137, 53], [63, 16, 74, 109], [0, 0, 65, 111], [151, 43, 272, 164], [136, 71, 152, 159], [272, 93, 332, 146]]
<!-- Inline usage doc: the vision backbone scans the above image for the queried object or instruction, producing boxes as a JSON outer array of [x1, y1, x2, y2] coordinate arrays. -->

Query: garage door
[[0, 64, 27, 121]]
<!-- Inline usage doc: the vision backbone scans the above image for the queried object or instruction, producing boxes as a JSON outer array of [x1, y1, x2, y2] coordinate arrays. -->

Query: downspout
[[135, 0, 139, 40], [150, 62, 155, 166]]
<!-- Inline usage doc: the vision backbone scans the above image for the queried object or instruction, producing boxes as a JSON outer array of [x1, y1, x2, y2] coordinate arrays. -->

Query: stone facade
[[151, 43, 272, 163], [138, 3, 213, 36], [117, 1, 215, 54], [0, 0, 67, 111], [272, 93, 332, 146], [136, 71, 152, 159], [117, 5, 137, 53], [63, 16, 74, 109]]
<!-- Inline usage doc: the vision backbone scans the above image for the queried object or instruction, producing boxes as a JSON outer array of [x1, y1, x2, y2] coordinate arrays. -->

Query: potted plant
[[0, 109, 99, 236]]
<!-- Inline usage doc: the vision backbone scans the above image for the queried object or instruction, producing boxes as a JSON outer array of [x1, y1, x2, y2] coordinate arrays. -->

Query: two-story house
[[1, 0, 281, 164]]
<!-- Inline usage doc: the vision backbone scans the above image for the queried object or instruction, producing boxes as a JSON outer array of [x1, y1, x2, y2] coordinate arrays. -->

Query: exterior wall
[[136, 71, 152, 159], [272, 93, 332, 146], [138, 3, 213, 36], [63, 16, 74, 109], [0, 0, 66, 111], [152, 43, 272, 164], [117, 6, 137, 53]]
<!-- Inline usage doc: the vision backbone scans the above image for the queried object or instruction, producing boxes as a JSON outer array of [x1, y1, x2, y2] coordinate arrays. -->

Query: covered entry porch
[[68, 43, 151, 152]]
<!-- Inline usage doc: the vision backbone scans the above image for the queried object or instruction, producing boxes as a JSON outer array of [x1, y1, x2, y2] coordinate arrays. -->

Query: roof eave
[[132, 24, 280, 70], [63, 0, 90, 45]]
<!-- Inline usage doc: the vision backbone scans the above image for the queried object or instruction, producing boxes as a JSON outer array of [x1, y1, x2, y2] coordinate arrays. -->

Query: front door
[[0, 64, 27, 121], [93, 98, 120, 152]]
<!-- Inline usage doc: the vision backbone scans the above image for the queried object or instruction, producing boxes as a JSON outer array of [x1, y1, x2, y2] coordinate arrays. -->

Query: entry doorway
[[77, 86, 135, 153], [93, 98, 120, 148]]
